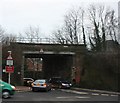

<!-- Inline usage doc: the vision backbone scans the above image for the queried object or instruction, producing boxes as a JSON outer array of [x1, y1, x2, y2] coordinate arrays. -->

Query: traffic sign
[[6, 59, 13, 65], [6, 51, 13, 66], [5, 66, 14, 73]]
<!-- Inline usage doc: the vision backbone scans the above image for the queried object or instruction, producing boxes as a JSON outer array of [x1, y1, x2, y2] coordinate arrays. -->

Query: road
[[2, 89, 119, 103]]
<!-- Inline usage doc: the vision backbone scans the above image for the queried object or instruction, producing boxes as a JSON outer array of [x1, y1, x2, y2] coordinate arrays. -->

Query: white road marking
[[91, 93, 99, 96], [111, 94, 118, 97], [61, 89, 88, 95], [72, 91, 88, 94], [61, 89, 119, 97], [101, 94, 109, 96], [56, 96, 90, 99], [75, 96, 90, 99], [57, 97, 70, 99]]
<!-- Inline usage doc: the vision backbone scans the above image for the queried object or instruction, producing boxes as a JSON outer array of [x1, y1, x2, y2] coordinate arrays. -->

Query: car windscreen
[[34, 80, 45, 84]]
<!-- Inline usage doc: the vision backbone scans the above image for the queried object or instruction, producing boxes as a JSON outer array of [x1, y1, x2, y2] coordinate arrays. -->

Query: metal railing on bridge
[[2, 37, 83, 45], [14, 37, 59, 44]]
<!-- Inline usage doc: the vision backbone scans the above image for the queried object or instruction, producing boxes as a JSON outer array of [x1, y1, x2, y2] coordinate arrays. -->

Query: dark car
[[49, 77, 62, 88], [31, 79, 51, 92], [59, 80, 72, 89], [49, 77, 72, 89], [23, 78, 34, 86]]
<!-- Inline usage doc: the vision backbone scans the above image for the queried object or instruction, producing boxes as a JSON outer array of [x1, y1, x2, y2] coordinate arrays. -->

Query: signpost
[[6, 51, 14, 84]]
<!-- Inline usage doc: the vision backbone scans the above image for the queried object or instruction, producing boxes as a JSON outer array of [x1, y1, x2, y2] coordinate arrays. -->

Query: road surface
[[2, 88, 119, 103]]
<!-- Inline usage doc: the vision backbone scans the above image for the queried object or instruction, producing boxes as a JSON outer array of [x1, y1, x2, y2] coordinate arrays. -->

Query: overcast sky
[[0, 0, 119, 37]]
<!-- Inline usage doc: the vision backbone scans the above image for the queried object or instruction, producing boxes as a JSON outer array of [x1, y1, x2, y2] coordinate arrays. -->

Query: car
[[49, 77, 62, 88], [59, 80, 72, 89], [31, 79, 51, 92], [49, 77, 72, 89], [23, 78, 34, 86], [0, 80, 16, 99]]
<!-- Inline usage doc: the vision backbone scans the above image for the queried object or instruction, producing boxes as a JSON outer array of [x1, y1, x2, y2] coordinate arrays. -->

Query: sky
[[0, 0, 119, 37]]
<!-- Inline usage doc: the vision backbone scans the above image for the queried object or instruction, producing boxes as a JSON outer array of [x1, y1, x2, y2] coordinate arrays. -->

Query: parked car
[[49, 77, 72, 89], [23, 78, 34, 86], [49, 77, 62, 88], [31, 79, 51, 92], [0, 80, 16, 99], [59, 80, 72, 89]]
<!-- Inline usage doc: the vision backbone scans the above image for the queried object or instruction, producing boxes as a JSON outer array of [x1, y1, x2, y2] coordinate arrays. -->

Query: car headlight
[[31, 83, 34, 87], [43, 83, 47, 87], [11, 85, 16, 90], [62, 83, 66, 86]]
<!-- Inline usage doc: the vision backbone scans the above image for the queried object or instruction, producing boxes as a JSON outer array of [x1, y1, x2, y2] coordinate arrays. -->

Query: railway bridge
[[2, 42, 87, 85]]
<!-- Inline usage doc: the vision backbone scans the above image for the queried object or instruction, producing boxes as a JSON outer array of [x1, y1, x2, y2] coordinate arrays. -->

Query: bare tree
[[53, 28, 66, 44], [24, 26, 41, 43], [118, 16, 120, 43], [0, 25, 5, 43], [0, 25, 16, 46], [53, 7, 86, 45], [81, 9, 86, 46], [17, 32, 25, 42], [64, 8, 82, 44], [105, 10, 118, 41], [88, 5, 118, 51], [2, 34, 16, 46], [88, 5, 102, 51]]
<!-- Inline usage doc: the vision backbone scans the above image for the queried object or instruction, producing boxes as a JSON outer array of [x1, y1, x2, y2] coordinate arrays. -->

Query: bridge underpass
[[24, 52, 75, 80]]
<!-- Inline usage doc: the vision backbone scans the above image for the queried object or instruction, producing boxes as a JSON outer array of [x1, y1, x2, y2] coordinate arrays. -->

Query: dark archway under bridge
[[2, 42, 87, 85], [24, 51, 74, 80]]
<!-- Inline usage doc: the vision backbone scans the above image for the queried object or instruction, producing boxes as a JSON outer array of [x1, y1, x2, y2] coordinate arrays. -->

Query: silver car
[[31, 79, 51, 92]]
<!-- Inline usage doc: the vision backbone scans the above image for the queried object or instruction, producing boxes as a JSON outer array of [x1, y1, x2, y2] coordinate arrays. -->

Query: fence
[[14, 37, 58, 44]]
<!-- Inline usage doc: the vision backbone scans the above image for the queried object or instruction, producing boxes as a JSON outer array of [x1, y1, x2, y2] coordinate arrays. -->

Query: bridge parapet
[[10, 42, 86, 53]]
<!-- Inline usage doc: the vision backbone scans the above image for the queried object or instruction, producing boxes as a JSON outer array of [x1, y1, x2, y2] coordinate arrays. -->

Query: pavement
[[16, 86, 31, 92]]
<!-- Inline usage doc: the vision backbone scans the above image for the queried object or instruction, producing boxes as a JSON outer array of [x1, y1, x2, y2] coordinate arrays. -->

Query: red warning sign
[[5, 66, 14, 73]]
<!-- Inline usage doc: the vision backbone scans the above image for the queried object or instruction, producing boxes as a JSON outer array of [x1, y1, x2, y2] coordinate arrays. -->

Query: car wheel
[[2, 90, 10, 99]]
